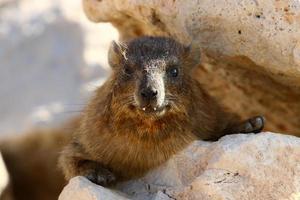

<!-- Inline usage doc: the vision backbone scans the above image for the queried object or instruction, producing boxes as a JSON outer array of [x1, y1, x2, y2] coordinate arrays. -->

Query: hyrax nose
[[140, 88, 158, 100]]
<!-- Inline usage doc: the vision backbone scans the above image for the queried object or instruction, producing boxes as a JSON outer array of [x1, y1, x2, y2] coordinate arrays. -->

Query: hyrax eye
[[168, 66, 179, 77], [124, 66, 133, 75]]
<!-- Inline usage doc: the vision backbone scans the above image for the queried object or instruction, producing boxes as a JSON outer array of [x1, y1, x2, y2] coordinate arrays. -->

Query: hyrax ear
[[108, 41, 128, 69], [182, 42, 201, 68]]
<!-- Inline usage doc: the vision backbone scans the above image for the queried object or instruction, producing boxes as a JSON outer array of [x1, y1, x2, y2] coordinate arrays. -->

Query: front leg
[[59, 141, 116, 186], [205, 115, 265, 141], [227, 116, 265, 134], [78, 161, 116, 186]]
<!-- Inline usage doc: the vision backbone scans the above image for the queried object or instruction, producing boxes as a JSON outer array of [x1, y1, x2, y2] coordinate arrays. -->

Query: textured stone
[[58, 177, 130, 200], [82, 0, 300, 136], [59, 133, 300, 200]]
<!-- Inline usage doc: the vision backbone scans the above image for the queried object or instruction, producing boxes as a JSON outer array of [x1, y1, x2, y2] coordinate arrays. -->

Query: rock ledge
[[59, 132, 300, 200]]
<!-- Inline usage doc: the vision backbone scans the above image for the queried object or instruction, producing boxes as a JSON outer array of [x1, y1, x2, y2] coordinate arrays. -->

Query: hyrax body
[[59, 36, 264, 186]]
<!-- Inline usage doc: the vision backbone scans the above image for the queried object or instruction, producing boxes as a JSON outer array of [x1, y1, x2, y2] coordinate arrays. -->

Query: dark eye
[[124, 66, 133, 75], [168, 67, 179, 77]]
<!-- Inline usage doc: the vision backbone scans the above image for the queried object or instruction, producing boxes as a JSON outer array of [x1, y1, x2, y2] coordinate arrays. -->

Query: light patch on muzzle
[[152, 72, 165, 108], [135, 70, 166, 110]]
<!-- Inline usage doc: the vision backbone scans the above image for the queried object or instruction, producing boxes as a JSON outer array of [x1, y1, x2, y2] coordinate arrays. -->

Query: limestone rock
[[59, 132, 300, 200], [82, 0, 300, 136], [58, 177, 130, 200]]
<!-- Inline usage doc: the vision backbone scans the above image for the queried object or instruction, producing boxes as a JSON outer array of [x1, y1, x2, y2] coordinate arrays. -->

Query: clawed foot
[[208, 115, 265, 141], [239, 116, 265, 134], [85, 167, 116, 186]]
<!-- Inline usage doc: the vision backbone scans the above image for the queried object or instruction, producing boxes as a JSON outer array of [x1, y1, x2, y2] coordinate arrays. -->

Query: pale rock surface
[[82, 0, 300, 136], [59, 177, 130, 200], [59, 132, 300, 200]]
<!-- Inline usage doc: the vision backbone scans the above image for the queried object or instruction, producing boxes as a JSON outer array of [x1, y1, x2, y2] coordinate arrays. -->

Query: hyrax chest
[[89, 129, 195, 179]]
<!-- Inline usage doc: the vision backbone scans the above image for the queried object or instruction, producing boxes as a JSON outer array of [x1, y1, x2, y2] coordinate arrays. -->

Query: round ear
[[183, 42, 201, 68], [108, 41, 128, 69]]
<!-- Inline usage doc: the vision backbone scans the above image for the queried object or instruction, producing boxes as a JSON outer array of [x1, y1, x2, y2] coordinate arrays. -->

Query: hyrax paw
[[243, 116, 265, 133], [85, 167, 116, 186]]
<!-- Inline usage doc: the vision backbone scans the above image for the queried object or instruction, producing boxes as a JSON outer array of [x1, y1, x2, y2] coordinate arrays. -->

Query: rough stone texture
[[83, 0, 300, 136], [59, 132, 300, 200], [59, 177, 130, 200], [0, 0, 118, 136]]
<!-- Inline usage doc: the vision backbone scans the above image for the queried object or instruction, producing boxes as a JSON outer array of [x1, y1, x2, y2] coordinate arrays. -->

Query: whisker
[[118, 95, 136, 105], [165, 98, 177, 101]]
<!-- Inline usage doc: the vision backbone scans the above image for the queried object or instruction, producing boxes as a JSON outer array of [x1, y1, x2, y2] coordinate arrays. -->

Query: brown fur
[[59, 36, 263, 185], [1, 36, 264, 199]]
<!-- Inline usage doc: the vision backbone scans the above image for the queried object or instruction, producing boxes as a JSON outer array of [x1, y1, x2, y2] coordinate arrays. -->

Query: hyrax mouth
[[140, 104, 171, 115], [141, 106, 163, 113], [128, 104, 170, 115]]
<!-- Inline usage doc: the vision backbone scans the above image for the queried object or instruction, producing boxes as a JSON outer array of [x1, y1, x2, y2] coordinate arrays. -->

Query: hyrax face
[[108, 36, 200, 117]]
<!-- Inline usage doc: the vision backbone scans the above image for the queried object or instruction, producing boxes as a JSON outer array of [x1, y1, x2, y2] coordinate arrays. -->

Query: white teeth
[[142, 107, 146, 111]]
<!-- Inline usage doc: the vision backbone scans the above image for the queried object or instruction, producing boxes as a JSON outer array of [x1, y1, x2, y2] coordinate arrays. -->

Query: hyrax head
[[108, 36, 200, 117]]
